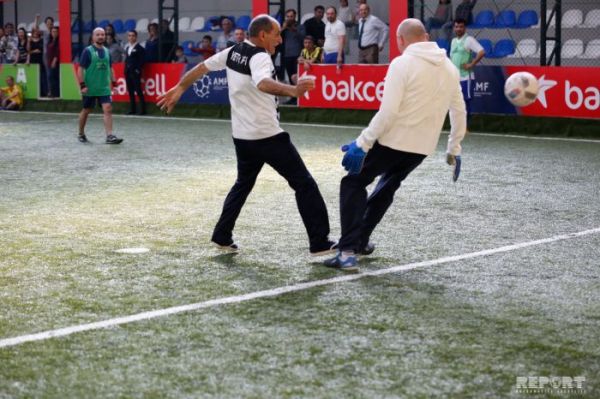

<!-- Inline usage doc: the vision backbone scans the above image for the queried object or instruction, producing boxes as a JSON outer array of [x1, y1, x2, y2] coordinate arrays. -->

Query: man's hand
[[462, 62, 473, 71], [294, 76, 316, 97], [157, 85, 185, 114], [81, 86, 88, 95], [446, 153, 462, 182], [341, 141, 367, 175]]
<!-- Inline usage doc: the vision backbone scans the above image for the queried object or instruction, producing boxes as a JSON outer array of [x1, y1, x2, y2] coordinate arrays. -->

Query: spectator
[[144, 22, 159, 62], [172, 46, 188, 63], [425, 0, 453, 34], [298, 35, 323, 68], [443, 0, 478, 41], [0, 76, 24, 110], [354, 0, 368, 20], [450, 18, 485, 127], [105, 23, 125, 63], [3, 23, 18, 64], [14, 27, 29, 65], [303, 5, 326, 47], [124, 29, 146, 115], [234, 27, 246, 44], [279, 9, 304, 84], [215, 17, 235, 52], [0, 27, 7, 63], [28, 27, 49, 97], [46, 26, 60, 97], [160, 19, 176, 61], [33, 14, 51, 96], [189, 35, 216, 61], [356, 3, 388, 64], [323, 6, 346, 66], [339, 0, 355, 28]]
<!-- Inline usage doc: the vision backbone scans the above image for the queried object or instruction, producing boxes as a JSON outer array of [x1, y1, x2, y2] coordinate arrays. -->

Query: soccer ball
[[504, 71, 540, 107]]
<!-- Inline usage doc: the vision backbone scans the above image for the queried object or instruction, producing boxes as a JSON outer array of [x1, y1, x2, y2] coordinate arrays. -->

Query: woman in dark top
[[28, 28, 48, 97], [144, 23, 159, 63], [15, 27, 29, 64], [46, 26, 60, 97]]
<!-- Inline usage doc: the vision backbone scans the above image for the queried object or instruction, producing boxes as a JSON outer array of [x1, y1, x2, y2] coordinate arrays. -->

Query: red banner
[[111, 63, 185, 102], [505, 66, 600, 120]]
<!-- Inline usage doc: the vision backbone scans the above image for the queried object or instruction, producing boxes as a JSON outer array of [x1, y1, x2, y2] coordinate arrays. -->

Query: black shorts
[[82, 95, 112, 109]]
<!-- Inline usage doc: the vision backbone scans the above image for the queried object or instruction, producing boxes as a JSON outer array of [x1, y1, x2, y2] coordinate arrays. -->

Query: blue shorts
[[82, 95, 112, 109], [323, 52, 344, 64], [460, 79, 474, 101]]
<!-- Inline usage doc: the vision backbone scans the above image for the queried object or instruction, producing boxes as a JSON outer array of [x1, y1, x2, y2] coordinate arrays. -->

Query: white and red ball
[[504, 71, 540, 107]]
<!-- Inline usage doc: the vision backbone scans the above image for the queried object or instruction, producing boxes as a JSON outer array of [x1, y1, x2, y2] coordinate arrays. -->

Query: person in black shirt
[[303, 5, 325, 47], [124, 30, 146, 115]]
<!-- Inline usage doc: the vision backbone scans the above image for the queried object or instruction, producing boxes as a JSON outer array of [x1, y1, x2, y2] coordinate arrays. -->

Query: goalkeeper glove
[[446, 153, 462, 182], [341, 141, 367, 175]]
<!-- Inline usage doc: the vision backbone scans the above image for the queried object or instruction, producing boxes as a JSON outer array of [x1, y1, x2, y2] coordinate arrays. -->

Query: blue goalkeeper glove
[[446, 153, 462, 182], [341, 141, 367, 175]]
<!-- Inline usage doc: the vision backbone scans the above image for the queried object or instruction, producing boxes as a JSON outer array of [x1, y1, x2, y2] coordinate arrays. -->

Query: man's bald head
[[396, 18, 428, 51]]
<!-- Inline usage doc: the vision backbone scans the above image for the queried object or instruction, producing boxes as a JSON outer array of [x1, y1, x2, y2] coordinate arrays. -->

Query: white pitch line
[[13, 111, 600, 143], [1, 226, 599, 349]]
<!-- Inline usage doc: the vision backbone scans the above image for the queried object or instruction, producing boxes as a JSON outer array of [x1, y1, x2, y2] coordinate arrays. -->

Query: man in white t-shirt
[[450, 18, 485, 126], [324, 19, 466, 271], [323, 6, 346, 66], [158, 15, 336, 256]]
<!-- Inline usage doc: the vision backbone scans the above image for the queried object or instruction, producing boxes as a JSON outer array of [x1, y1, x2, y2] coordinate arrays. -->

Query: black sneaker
[[358, 242, 375, 256], [78, 134, 88, 143], [310, 240, 338, 256], [212, 241, 239, 253], [106, 134, 123, 144]]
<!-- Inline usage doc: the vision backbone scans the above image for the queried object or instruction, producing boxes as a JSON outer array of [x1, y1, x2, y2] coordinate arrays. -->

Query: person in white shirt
[[158, 15, 336, 256], [323, 6, 346, 66], [216, 18, 236, 52], [356, 3, 389, 64], [324, 18, 467, 271]]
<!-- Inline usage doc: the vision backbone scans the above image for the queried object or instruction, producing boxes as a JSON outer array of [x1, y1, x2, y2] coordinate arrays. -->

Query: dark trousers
[[282, 56, 298, 84], [48, 65, 60, 97], [125, 69, 146, 113], [358, 45, 379, 64], [212, 132, 330, 249], [338, 142, 426, 252], [37, 62, 48, 98]]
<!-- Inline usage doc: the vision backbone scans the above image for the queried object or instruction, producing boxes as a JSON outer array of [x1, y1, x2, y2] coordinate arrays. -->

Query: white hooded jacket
[[356, 41, 467, 156]]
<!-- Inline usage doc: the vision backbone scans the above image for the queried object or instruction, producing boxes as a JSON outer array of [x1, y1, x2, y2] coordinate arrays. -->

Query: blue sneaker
[[323, 252, 358, 271]]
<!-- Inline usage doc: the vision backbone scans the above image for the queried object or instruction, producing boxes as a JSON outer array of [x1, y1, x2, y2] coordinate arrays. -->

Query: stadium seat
[[532, 40, 556, 58], [124, 19, 136, 32], [469, 10, 495, 29], [561, 9, 583, 28], [436, 38, 450, 53], [578, 39, 600, 59], [515, 10, 538, 28], [136, 18, 149, 33], [300, 13, 314, 24], [478, 38, 493, 56], [179, 17, 191, 32], [98, 19, 110, 29], [580, 9, 600, 28], [83, 20, 97, 33], [182, 40, 195, 57], [508, 39, 537, 58], [189, 16, 205, 31], [71, 19, 81, 34], [487, 39, 515, 58], [494, 10, 517, 28], [562, 39, 584, 59], [236, 15, 252, 31], [112, 19, 125, 33]]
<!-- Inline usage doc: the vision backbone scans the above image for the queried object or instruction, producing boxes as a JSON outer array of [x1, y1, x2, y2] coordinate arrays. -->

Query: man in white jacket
[[325, 18, 467, 271]]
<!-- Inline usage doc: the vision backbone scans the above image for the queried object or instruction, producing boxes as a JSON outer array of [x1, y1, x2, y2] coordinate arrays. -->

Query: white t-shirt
[[323, 19, 346, 54], [204, 41, 282, 140]]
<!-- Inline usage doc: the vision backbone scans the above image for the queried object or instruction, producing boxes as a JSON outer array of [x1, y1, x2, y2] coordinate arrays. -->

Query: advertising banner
[[0, 64, 40, 99]]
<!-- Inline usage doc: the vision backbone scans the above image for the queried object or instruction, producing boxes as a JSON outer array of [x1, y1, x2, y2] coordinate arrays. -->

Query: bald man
[[77, 27, 123, 144], [325, 19, 467, 271]]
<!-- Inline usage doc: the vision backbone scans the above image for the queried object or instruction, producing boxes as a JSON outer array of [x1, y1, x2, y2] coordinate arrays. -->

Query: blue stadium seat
[[488, 39, 515, 58], [98, 19, 110, 29], [236, 15, 251, 31], [83, 20, 96, 33], [112, 19, 125, 33], [494, 10, 517, 28], [436, 38, 450, 53], [182, 40, 195, 56], [478, 38, 493, 55], [469, 10, 494, 28], [71, 19, 81, 33], [516, 10, 538, 28], [124, 19, 136, 32]]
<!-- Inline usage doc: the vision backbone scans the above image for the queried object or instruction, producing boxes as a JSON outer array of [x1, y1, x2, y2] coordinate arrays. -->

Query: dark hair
[[128, 29, 138, 37], [304, 35, 315, 43], [326, 6, 337, 15], [105, 23, 116, 39], [4, 23, 14, 29], [454, 18, 467, 25], [248, 15, 275, 38], [45, 16, 54, 24], [202, 35, 212, 42], [285, 9, 297, 16], [314, 5, 325, 12]]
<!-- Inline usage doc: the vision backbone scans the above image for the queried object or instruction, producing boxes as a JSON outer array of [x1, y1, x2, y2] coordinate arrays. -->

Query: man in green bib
[[77, 27, 123, 144], [449, 18, 485, 129]]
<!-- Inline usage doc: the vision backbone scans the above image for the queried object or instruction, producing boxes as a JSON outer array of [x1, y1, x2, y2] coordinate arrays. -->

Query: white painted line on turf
[[114, 247, 150, 254], [15, 111, 600, 143], [0, 119, 64, 125], [1, 226, 599, 349]]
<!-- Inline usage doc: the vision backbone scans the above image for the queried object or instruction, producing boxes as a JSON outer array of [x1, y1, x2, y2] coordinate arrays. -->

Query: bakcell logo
[[565, 80, 600, 111], [321, 76, 384, 102], [535, 75, 558, 108]]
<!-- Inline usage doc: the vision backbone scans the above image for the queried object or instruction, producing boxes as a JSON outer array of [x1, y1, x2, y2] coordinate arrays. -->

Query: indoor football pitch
[[1, 111, 599, 398]]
